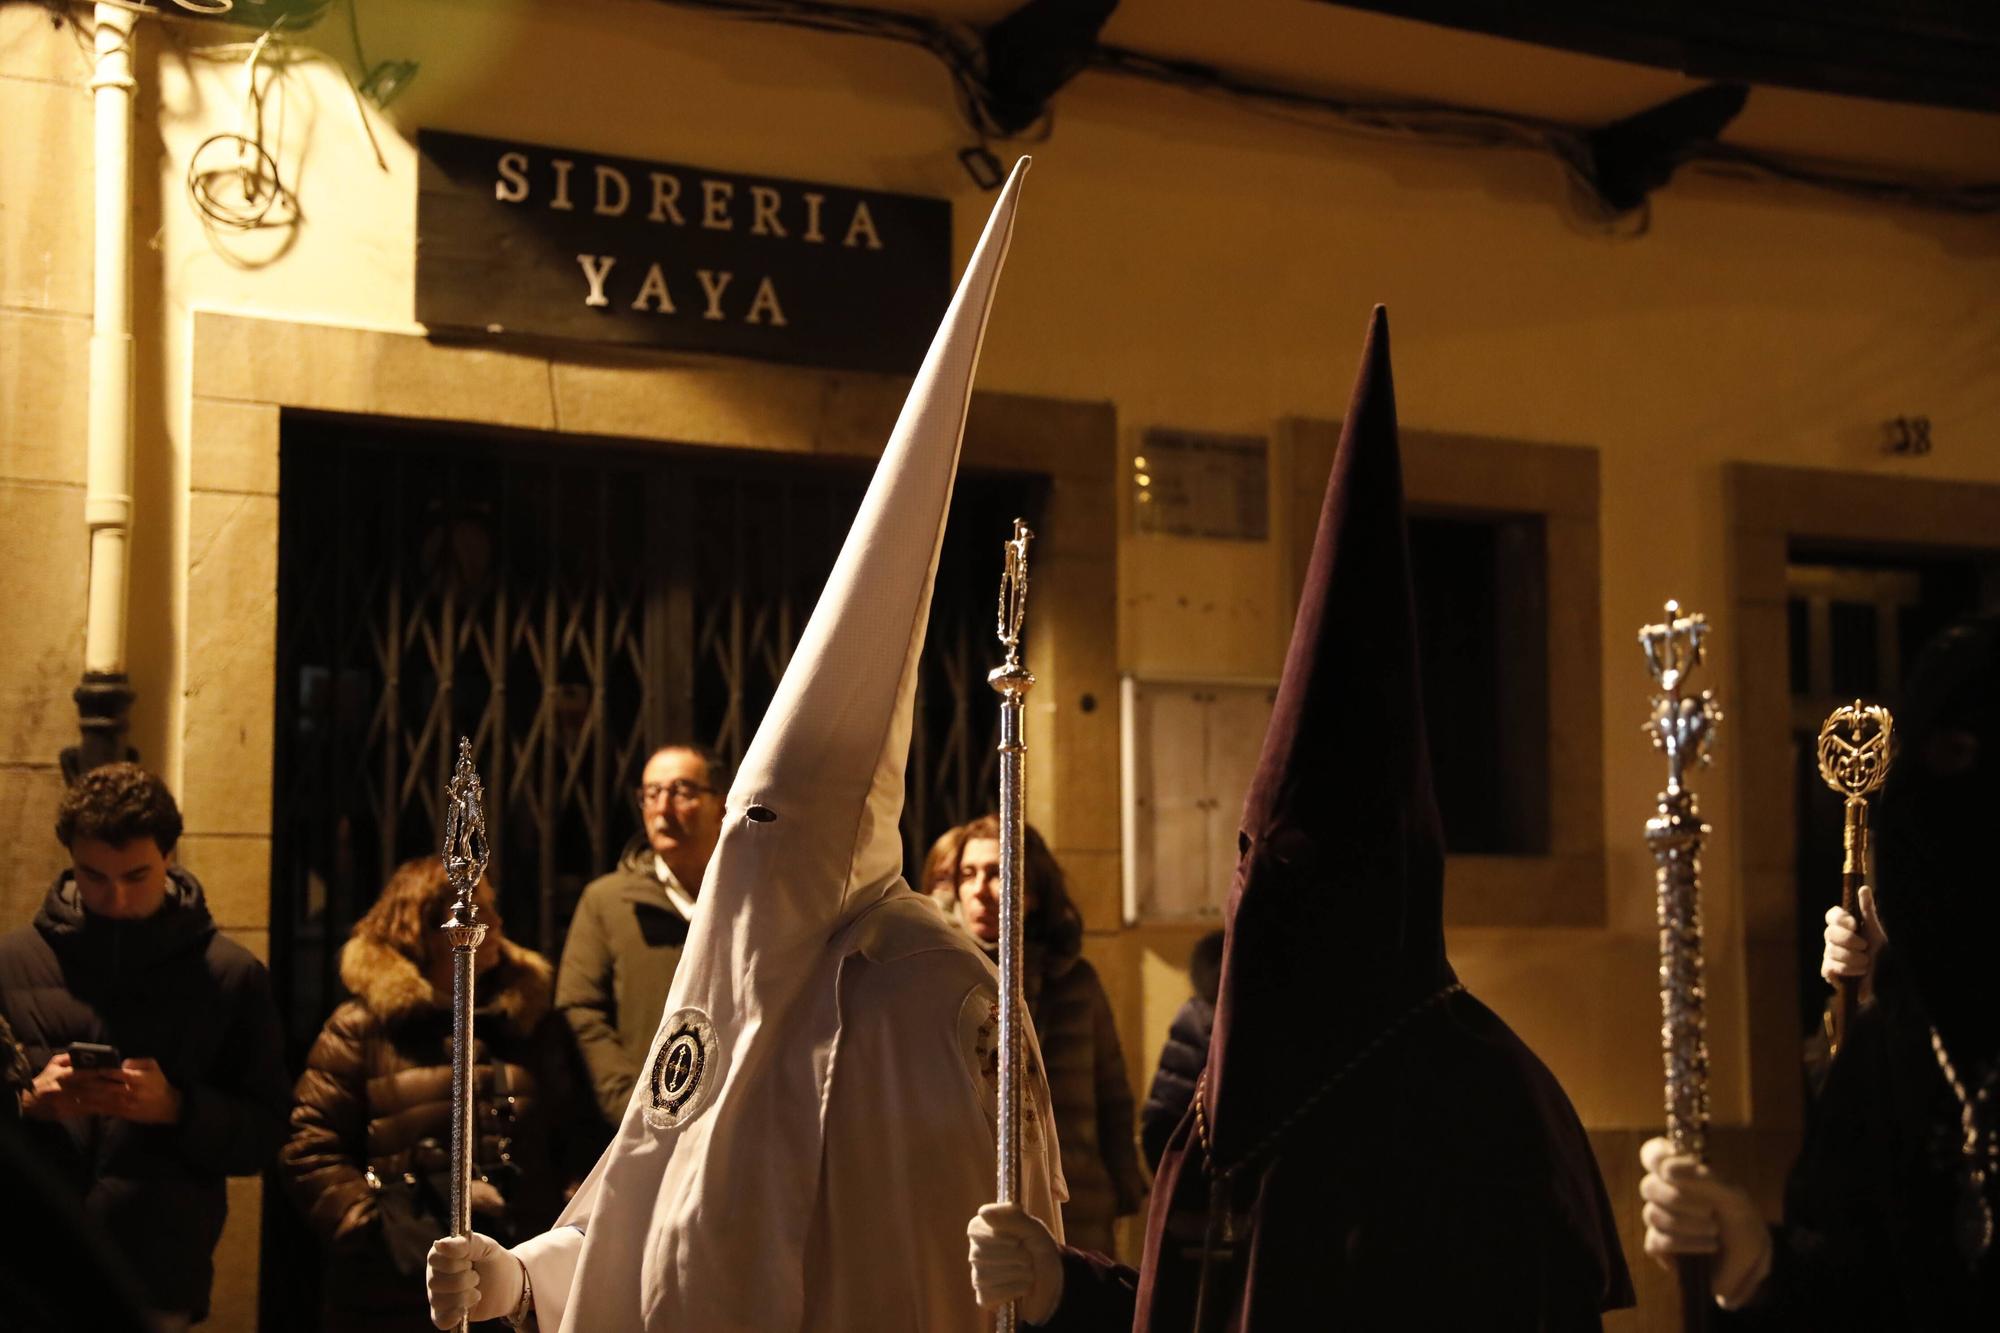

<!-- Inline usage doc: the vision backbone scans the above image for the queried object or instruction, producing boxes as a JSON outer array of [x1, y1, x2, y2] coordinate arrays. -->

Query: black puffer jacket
[[282, 933, 592, 1333], [1024, 937, 1147, 1255], [0, 866, 290, 1318], [1140, 995, 1213, 1169]]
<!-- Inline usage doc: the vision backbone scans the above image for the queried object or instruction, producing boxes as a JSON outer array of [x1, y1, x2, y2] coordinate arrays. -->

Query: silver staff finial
[[441, 737, 489, 920], [1640, 601, 1721, 791], [995, 519, 1033, 673]]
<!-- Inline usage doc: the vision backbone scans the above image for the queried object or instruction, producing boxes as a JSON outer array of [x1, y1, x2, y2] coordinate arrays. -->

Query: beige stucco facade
[[4, 2, 1999, 1327]]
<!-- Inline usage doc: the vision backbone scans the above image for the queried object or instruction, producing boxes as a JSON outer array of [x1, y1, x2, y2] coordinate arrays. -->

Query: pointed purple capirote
[[1203, 304, 1454, 1163]]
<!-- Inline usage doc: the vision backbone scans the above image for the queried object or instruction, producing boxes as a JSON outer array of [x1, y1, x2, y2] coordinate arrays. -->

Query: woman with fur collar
[[955, 816, 1148, 1255], [281, 858, 590, 1333]]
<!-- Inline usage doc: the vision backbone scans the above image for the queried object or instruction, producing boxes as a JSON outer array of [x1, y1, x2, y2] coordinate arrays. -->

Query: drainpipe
[[65, 2, 140, 782]]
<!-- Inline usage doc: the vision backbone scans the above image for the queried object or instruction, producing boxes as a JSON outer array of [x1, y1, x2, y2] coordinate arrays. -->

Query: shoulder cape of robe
[[1041, 990, 1632, 1332], [517, 894, 1066, 1333]]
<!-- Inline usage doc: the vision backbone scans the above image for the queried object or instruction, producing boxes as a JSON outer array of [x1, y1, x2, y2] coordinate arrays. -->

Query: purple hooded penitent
[[1045, 307, 1632, 1332]]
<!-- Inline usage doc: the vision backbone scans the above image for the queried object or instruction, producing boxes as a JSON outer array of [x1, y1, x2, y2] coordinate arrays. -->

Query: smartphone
[[65, 1041, 123, 1070]]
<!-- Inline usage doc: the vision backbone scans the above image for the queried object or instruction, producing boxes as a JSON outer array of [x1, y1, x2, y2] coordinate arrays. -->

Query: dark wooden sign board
[[417, 129, 953, 375]]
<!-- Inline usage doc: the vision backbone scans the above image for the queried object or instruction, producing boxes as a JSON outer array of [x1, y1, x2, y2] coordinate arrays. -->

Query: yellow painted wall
[[0, 4, 93, 933], [5, 0, 2000, 1325]]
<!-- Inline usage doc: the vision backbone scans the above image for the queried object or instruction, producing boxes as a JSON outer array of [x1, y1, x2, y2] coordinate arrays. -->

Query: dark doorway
[[1784, 544, 2000, 1059], [262, 412, 1043, 1328], [1409, 510, 1552, 856]]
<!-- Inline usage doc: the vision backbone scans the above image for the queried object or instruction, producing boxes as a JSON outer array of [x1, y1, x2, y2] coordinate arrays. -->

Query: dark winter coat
[[281, 932, 592, 1333], [0, 1118, 154, 1333], [1024, 935, 1148, 1254], [0, 1010, 30, 1119], [0, 866, 290, 1319], [1140, 995, 1213, 1170], [556, 836, 693, 1125], [1720, 955, 1998, 1329]]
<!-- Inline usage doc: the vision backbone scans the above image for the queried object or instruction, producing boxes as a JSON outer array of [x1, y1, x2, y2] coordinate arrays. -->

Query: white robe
[[509, 158, 1042, 1333], [516, 894, 1066, 1332]]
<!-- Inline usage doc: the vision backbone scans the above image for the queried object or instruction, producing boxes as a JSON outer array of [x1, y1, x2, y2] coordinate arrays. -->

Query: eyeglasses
[[638, 779, 716, 805]]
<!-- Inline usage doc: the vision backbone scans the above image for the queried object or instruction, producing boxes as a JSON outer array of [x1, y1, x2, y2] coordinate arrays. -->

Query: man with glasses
[[556, 745, 725, 1128]]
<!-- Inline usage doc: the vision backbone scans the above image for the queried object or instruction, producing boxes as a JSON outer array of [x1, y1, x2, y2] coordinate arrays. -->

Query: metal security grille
[[272, 415, 1041, 1054]]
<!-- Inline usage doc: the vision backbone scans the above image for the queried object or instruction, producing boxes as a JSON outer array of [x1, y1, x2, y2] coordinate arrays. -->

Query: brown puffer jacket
[[280, 934, 588, 1333], [1024, 938, 1148, 1255]]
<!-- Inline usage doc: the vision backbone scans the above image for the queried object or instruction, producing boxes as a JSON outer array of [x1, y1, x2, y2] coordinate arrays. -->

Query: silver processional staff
[[988, 519, 1036, 1333], [1639, 601, 1720, 1333], [440, 737, 490, 1333]]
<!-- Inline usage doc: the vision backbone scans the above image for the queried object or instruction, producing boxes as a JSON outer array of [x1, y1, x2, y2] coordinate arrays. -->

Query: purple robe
[[1034, 306, 1630, 1331]]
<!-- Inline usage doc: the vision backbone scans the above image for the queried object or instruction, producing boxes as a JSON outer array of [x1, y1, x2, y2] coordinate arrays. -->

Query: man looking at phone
[[0, 762, 289, 1330]]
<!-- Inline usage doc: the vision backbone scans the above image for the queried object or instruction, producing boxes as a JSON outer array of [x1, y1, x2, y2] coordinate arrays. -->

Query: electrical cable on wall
[[646, 0, 2000, 221], [46, 0, 411, 253], [37, 0, 1999, 222]]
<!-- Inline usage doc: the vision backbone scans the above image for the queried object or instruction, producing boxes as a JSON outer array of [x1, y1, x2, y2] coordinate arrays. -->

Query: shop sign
[[417, 129, 953, 375]]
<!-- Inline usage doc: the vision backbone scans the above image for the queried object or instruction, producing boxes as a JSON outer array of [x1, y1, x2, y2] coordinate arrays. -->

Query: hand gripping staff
[[988, 518, 1036, 1333], [1639, 602, 1721, 1332], [1814, 700, 1894, 1053], [439, 738, 491, 1333]]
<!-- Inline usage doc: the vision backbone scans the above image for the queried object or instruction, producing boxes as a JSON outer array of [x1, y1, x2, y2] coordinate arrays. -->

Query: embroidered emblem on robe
[[645, 1007, 718, 1129]]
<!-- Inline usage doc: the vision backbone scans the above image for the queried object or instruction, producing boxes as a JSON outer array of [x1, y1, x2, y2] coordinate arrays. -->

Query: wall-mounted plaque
[[417, 130, 952, 375], [1132, 429, 1268, 541]]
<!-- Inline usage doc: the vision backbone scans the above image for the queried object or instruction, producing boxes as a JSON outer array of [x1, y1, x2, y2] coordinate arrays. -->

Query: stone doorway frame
[[181, 311, 1119, 936], [1725, 462, 2000, 1135]]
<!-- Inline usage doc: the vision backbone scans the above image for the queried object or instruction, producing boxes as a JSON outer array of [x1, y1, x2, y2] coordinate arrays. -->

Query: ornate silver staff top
[[440, 737, 490, 1333], [1816, 701, 1893, 1053], [995, 517, 1032, 675], [442, 737, 490, 926], [987, 519, 1035, 1333], [1639, 600, 1719, 1164]]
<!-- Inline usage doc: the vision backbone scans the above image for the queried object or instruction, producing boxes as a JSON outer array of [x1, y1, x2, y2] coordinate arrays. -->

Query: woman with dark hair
[[920, 824, 970, 914], [281, 858, 589, 1332], [956, 816, 1147, 1253]]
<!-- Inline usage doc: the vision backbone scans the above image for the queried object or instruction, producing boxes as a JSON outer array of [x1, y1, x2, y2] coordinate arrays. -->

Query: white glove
[[1820, 885, 1886, 985], [1639, 1137, 1772, 1309], [427, 1231, 526, 1329], [967, 1202, 1063, 1325]]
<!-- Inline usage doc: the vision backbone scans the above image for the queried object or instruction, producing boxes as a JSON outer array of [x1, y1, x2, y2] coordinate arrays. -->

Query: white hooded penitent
[[511, 158, 1064, 1333]]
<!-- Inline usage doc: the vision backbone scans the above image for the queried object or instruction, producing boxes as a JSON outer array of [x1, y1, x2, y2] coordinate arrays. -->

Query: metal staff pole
[[440, 737, 490, 1333], [1639, 601, 1721, 1333], [1815, 701, 1893, 1055], [988, 519, 1036, 1333]]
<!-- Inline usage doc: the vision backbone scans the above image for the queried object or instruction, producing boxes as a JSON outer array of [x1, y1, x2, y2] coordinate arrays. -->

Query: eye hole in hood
[[746, 805, 778, 824]]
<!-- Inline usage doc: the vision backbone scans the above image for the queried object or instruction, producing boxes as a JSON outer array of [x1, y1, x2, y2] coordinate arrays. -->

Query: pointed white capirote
[[516, 158, 1061, 1333]]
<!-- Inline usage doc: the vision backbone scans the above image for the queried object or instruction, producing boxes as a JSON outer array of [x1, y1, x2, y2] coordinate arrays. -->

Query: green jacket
[[555, 838, 694, 1125]]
